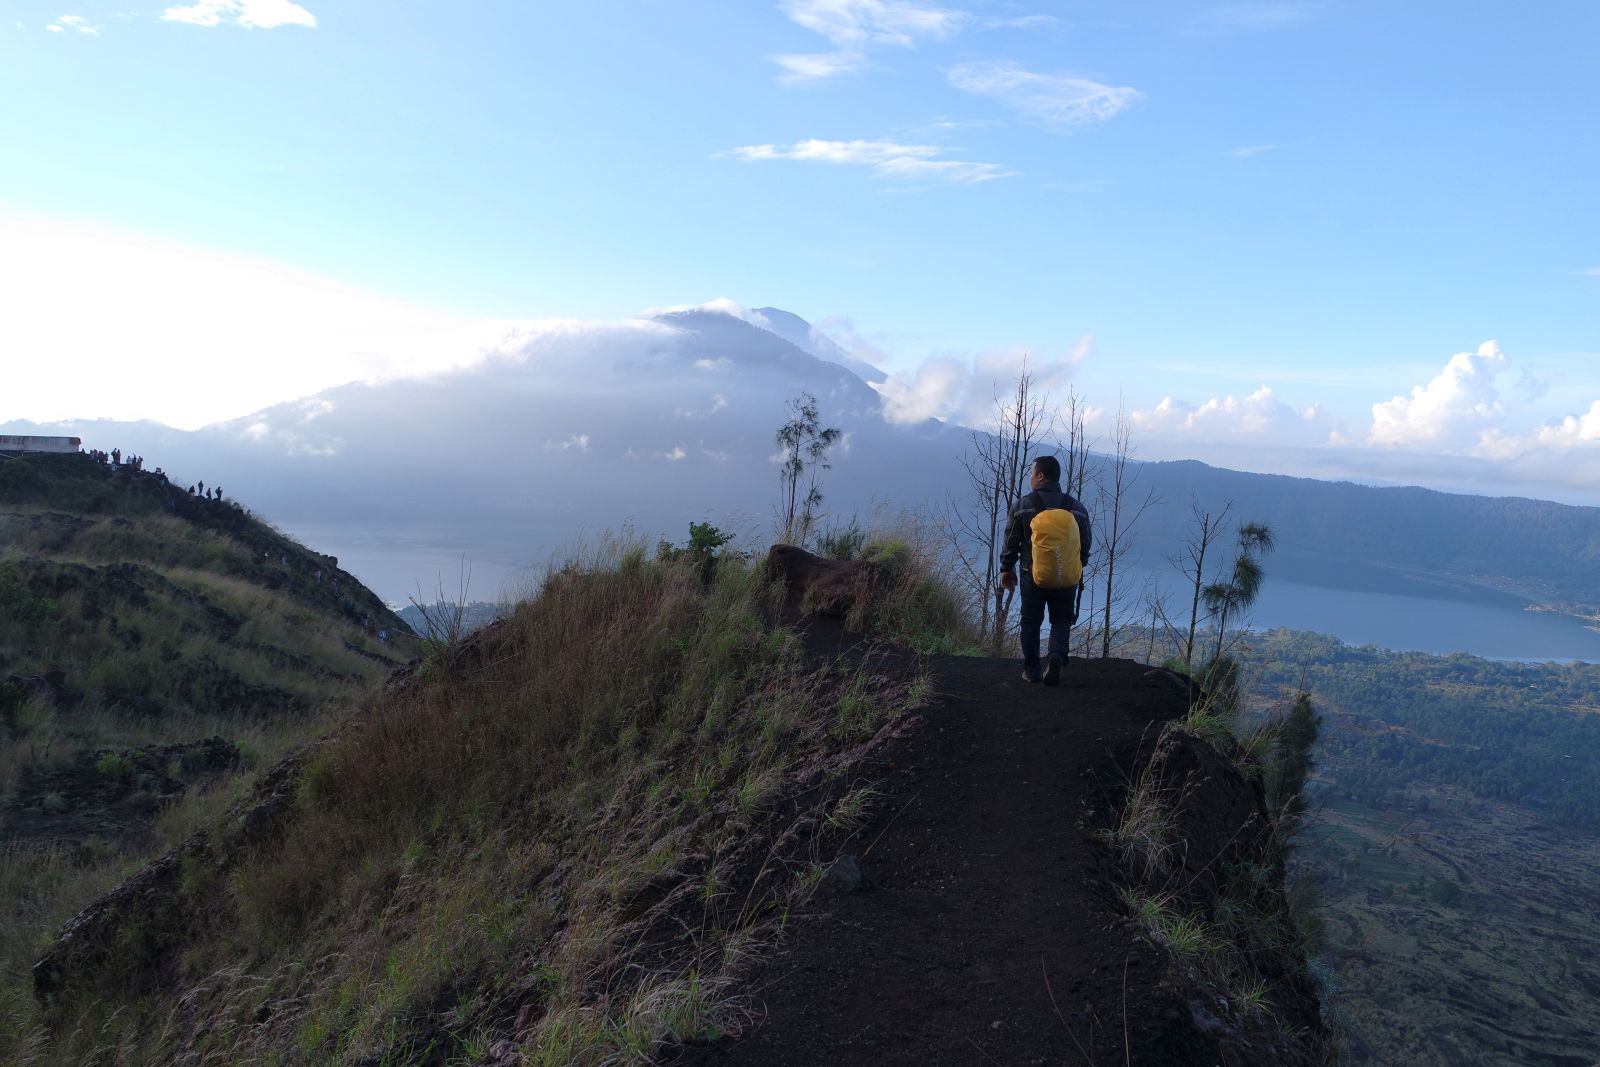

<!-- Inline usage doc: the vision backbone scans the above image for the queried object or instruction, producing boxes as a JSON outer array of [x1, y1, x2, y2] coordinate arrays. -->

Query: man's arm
[[1073, 507, 1092, 565], [999, 494, 1033, 574]]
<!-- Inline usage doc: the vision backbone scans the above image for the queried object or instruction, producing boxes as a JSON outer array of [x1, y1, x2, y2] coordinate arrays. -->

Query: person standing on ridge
[[1000, 456, 1092, 686]]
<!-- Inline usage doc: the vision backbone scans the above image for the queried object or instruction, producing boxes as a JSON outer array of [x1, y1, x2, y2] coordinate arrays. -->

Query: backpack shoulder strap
[[1034, 489, 1065, 512]]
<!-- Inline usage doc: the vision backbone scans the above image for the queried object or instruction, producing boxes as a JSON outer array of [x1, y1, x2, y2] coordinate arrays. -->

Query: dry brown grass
[[25, 545, 937, 1065]]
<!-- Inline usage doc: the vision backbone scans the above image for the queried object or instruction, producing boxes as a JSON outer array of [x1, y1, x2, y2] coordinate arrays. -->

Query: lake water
[[1121, 566, 1600, 663], [1250, 578, 1600, 662]]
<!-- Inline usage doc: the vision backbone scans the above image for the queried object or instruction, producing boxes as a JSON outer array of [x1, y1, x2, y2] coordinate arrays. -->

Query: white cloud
[[161, 0, 316, 29], [1581, 267, 1600, 277], [49, 14, 99, 34], [656, 446, 688, 461], [1534, 401, 1600, 449], [297, 398, 334, 423], [726, 139, 1013, 184], [772, 0, 968, 84], [946, 59, 1140, 130], [871, 338, 1090, 425], [1478, 400, 1600, 461], [1231, 144, 1276, 158], [546, 433, 591, 454], [1369, 341, 1509, 448], [674, 394, 730, 419], [1132, 385, 1334, 444], [872, 356, 969, 423]]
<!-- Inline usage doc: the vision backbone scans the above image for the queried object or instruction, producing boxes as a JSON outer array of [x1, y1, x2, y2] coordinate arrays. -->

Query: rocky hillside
[[1, 449, 416, 1062], [11, 541, 1330, 1065]]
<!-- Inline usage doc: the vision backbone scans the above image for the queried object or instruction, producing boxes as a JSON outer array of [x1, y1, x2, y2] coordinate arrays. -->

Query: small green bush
[[95, 753, 133, 779]]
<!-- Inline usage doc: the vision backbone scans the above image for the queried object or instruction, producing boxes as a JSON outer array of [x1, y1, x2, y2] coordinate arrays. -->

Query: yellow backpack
[[1031, 504, 1083, 589]]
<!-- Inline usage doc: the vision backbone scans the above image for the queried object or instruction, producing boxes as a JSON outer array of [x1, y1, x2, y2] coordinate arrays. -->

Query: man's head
[[1030, 455, 1061, 488]]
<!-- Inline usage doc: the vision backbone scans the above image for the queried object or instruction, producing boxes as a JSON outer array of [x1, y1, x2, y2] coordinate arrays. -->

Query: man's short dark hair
[[1033, 455, 1061, 482]]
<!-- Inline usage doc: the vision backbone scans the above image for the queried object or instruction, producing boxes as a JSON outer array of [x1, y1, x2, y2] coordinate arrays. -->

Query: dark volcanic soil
[[683, 651, 1228, 1067]]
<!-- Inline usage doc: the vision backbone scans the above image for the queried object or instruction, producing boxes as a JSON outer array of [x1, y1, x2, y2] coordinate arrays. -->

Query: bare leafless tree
[[945, 369, 1054, 655], [1097, 406, 1156, 657], [1060, 388, 1095, 500], [1173, 500, 1232, 670]]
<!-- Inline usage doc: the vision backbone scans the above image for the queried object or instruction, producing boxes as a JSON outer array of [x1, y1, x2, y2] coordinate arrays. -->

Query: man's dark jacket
[[1000, 481, 1092, 577]]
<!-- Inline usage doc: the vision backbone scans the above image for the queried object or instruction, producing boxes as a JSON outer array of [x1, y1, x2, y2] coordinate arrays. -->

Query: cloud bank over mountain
[[8, 302, 1597, 598]]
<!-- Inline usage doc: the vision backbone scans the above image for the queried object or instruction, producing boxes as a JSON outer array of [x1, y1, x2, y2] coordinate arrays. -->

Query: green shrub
[[816, 521, 866, 561], [95, 753, 133, 779]]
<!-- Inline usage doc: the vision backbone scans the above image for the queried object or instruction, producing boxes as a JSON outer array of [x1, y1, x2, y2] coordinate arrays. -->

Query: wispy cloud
[[946, 60, 1140, 130], [48, 14, 100, 34], [545, 433, 591, 454], [1580, 267, 1600, 277], [771, 0, 968, 84], [1231, 143, 1277, 158], [983, 14, 1058, 29], [161, 0, 316, 29], [726, 139, 1014, 184]]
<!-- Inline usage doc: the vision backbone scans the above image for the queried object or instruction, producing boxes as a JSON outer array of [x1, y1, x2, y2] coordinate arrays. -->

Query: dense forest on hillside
[[1245, 629, 1600, 825]]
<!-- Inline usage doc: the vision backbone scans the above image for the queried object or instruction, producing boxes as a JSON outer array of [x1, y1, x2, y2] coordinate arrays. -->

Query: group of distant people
[[89, 443, 232, 503], [88, 447, 147, 472]]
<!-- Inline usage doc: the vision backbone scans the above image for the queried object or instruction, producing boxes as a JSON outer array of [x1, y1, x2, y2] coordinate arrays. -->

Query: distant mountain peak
[[749, 306, 886, 384], [641, 300, 885, 385]]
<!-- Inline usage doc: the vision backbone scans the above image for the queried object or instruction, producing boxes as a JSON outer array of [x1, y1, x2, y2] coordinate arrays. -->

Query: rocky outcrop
[[764, 545, 881, 618], [32, 746, 306, 1008]]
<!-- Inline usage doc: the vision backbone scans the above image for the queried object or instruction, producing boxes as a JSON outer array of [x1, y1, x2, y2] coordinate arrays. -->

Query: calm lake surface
[[1250, 578, 1599, 662], [1120, 567, 1600, 663]]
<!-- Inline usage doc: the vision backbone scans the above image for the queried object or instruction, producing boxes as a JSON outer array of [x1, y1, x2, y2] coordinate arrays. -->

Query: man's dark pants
[[1020, 569, 1076, 668]]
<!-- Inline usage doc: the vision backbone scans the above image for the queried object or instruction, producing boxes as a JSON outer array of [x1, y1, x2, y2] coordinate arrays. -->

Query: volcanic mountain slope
[[1, 451, 414, 848], [0, 460, 413, 894], [18, 546, 1327, 1066], [1, 449, 418, 1064]]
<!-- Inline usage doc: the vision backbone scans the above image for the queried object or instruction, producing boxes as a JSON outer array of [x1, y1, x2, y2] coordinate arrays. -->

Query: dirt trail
[[683, 650, 1230, 1067]]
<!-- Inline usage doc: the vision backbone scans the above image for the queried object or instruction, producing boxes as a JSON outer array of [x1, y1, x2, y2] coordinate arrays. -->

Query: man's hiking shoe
[[1021, 664, 1042, 684], [1043, 653, 1063, 687]]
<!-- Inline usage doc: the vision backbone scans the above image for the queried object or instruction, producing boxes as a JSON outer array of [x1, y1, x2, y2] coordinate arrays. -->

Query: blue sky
[[4, 1, 1598, 500]]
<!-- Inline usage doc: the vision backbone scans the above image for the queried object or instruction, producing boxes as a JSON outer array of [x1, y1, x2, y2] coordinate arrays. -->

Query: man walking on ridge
[[1000, 456, 1092, 686]]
